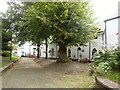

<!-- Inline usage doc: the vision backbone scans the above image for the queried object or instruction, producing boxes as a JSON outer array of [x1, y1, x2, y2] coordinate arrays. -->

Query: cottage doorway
[[68, 49, 71, 58], [77, 47, 81, 61], [92, 48, 97, 57]]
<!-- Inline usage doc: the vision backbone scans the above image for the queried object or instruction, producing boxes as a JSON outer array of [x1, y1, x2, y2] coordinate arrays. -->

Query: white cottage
[[104, 16, 120, 49], [16, 31, 104, 61], [100, 1, 120, 49], [66, 31, 104, 60]]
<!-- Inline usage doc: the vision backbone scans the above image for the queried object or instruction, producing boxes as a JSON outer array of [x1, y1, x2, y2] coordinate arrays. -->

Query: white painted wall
[[16, 41, 37, 57], [118, 2, 120, 47], [66, 34, 103, 60], [15, 33, 103, 60], [106, 19, 118, 49], [40, 44, 46, 57], [71, 46, 78, 60]]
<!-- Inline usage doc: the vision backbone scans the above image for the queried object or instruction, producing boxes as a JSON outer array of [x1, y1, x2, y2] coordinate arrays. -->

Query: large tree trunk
[[37, 44, 40, 58], [57, 43, 71, 63]]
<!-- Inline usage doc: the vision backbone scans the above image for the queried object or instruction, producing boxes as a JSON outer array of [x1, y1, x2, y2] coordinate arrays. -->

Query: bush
[[111, 48, 120, 70], [98, 62, 112, 73], [90, 48, 120, 76], [2, 50, 10, 57]]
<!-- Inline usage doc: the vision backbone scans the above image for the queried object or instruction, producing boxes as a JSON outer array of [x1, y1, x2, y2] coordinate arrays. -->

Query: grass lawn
[[0, 56, 19, 68], [103, 70, 120, 84]]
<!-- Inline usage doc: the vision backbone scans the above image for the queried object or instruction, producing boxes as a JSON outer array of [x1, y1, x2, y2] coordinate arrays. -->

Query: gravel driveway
[[2, 57, 96, 88]]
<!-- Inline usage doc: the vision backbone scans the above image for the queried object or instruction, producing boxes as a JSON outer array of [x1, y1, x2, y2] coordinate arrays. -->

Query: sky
[[91, 0, 120, 22], [0, 0, 120, 22], [0, 2, 8, 13]]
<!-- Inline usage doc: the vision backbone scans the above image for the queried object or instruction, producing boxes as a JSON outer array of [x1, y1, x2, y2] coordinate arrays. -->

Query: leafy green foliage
[[18, 2, 98, 61], [2, 19, 12, 51], [93, 50, 113, 66], [98, 62, 112, 73], [1, 2, 32, 59], [19, 2, 98, 45], [2, 2, 33, 46], [2, 50, 10, 57], [90, 48, 120, 76], [104, 70, 120, 84], [3, 1, 98, 61]]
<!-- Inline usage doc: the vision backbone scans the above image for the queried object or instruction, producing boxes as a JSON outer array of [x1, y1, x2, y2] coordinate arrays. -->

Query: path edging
[[95, 76, 120, 90]]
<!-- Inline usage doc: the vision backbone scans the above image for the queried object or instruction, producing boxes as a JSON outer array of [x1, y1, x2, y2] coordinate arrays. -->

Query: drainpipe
[[118, 2, 120, 48], [89, 41, 91, 60], [104, 21, 107, 48]]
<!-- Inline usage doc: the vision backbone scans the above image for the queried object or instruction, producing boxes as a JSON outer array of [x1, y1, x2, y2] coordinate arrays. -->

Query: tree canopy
[[4, 1, 99, 62], [19, 2, 98, 62]]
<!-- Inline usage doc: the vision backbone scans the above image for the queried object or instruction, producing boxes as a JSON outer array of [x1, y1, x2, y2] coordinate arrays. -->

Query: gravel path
[[2, 57, 96, 88], [2, 58, 67, 88]]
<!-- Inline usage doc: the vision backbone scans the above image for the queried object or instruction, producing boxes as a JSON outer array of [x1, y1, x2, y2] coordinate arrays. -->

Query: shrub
[[111, 48, 120, 70], [92, 50, 111, 66], [90, 48, 120, 75], [2, 50, 10, 57], [98, 62, 112, 73]]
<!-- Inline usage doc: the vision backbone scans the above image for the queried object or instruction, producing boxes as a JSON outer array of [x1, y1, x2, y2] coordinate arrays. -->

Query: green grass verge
[[2, 56, 19, 61], [0, 62, 10, 68], [0, 56, 19, 68], [104, 70, 120, 84], [60, 73, 96, 88]]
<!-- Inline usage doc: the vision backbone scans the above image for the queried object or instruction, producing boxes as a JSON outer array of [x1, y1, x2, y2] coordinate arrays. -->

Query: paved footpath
[[2, 58, 67, 88]]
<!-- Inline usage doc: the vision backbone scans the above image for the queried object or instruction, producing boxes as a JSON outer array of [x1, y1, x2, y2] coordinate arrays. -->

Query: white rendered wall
[[40, 44, 46, 58], [16, 34, 103, 59], [17, 42, 29, 56], [106, 19, 118, 49], [118, 2, 120, 47], [71, 46, 78, 60]]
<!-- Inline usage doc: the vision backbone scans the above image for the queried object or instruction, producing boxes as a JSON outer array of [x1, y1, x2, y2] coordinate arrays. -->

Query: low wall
[[95, 76, 120, 90]]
